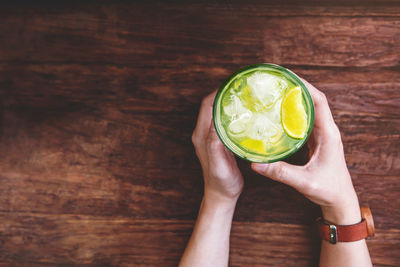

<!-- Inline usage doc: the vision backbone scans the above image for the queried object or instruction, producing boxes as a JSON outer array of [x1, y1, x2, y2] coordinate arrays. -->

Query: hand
[[192, 91, 244, 204], [252, 80, 361, 224]]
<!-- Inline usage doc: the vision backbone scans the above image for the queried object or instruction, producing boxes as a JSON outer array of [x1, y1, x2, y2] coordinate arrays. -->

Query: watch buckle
[[329, 225, 337, 244]]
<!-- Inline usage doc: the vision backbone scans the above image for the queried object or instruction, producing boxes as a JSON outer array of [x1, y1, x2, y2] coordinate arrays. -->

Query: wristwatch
[[316, 206, 375, 244]]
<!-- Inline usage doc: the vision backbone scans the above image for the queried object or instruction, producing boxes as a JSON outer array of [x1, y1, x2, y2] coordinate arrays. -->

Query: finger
[[251, 162, 305, 190], [207, 121, 229, 159], [301, 79, 335, 129], [206, 122, 236, 175], [193, 91, 217, 142], [301, 79, 340, 142], [307, 128, 317, 158]]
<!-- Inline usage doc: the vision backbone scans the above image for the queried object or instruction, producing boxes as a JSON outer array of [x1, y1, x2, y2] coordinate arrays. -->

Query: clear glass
[[213, 63, 315, 163]]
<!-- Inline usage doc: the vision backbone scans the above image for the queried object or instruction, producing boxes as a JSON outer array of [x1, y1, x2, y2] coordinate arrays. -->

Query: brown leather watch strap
[[316, 206, 374, 244], [317, 217, 368, 243]]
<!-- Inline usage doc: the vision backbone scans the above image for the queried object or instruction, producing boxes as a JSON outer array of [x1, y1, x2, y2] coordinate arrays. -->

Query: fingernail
[[252, 163, 267, 172]]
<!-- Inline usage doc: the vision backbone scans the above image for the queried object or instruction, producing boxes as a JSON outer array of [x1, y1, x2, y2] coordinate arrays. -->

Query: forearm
[[179, 193, 237, 267], [319, 192, 373, 267]]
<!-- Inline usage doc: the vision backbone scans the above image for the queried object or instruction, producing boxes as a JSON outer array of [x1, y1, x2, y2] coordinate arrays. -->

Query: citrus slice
[[240, 138, 265, 154], [281, 86, 308, 139]]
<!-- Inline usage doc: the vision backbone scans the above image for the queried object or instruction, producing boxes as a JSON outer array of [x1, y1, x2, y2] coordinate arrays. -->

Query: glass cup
[[213, 63, 315, 163]]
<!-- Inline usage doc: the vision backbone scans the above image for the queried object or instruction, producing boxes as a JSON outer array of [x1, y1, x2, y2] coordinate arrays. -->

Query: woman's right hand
[[251, 80, 361, 225]]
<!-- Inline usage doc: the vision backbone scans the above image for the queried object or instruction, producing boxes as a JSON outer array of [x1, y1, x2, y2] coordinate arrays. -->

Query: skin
[[179, 80, 373, 267], [179, 91, 243, 267]]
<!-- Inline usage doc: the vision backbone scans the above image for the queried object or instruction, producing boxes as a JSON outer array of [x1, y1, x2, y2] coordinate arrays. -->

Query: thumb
[[251, 161, 305, 190]]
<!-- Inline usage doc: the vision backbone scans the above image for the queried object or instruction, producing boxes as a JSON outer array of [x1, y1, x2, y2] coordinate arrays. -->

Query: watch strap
[[317, 217, 368, 243], [316, 206, 374, 244]]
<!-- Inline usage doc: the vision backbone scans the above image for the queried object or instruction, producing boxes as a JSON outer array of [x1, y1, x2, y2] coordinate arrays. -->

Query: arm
[[251, 80, 372, 267], [179, 194, 237, 267], [179, 92, 244, 267]]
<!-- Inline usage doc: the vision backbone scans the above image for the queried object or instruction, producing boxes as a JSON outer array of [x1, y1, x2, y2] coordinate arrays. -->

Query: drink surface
[[220, 69, 309, 157]]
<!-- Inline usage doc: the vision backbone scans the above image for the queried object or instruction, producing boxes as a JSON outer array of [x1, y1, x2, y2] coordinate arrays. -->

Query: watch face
[[361, 206, 375, 237]]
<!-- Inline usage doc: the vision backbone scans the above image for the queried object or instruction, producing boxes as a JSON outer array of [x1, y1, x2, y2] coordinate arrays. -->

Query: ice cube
[[224, 94, 248, 117], [230, 78, 245, 94], [247, 113, 279, 140], [247, 72, 287, 107], [264, 98, 282, 125], [228, 111, 252, 136]]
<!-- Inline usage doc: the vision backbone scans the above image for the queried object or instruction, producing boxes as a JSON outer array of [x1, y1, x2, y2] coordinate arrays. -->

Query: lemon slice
[[240, 138, 266, 154], [281, 86, 308, 139]]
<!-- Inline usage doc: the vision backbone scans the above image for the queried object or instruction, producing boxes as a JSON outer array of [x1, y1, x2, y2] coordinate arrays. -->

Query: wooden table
[[0, 1, 399, 266]]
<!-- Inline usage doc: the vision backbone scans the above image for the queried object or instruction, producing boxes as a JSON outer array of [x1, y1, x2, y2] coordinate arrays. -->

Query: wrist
[[321, 193, 361, 225], [203, 190, 238, 212]]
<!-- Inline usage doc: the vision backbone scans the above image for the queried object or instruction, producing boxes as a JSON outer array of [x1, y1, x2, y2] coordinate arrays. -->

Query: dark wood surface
[[0, 1, 399, 266]]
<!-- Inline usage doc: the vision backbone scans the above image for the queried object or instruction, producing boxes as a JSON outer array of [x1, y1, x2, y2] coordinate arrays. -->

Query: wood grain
[[0, 1, 399, 266], [1, 5, 400, 67], [1, 213, 398, 267]]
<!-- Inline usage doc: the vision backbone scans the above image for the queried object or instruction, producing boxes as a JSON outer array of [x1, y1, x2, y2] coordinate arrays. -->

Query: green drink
[[213, 63, 314, 163]]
